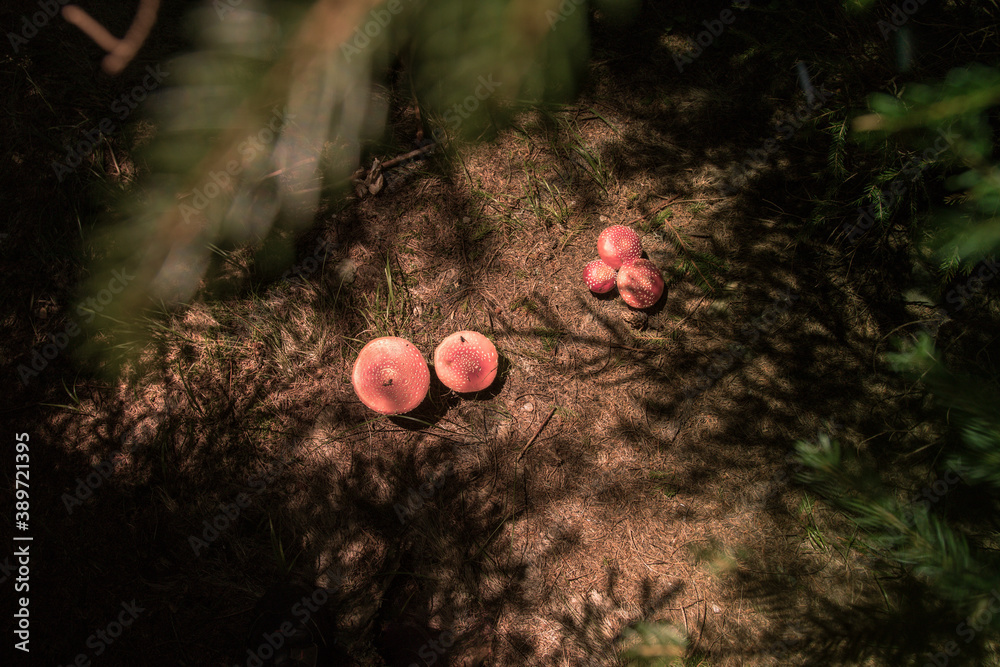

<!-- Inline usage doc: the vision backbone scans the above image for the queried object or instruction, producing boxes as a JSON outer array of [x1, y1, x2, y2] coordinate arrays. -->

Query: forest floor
[[2, 1, 987, 665]]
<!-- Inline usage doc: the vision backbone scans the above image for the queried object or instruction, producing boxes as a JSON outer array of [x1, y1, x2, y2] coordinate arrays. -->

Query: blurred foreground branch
[[62, 0, 160, 75]]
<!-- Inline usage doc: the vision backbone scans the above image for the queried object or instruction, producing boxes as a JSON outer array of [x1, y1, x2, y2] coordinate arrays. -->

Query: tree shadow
[[5, 0, 1000, 666]]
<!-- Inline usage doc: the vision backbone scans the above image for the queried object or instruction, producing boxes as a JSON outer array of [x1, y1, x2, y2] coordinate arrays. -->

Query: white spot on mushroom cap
[[352, 336, 430, 414], [597, 225, 643, 270], [434, 331, 498, 393]]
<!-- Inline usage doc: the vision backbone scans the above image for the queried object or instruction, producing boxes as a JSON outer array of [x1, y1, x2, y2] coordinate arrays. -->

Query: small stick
[[517, 406, 556, 461], [652, 194, 726, 203], [380, 142, 436, 170]]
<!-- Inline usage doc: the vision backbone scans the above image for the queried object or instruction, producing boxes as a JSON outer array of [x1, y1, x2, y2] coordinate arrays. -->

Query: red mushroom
[[433, 331, 498, 393], [583, 259, 617, 294], [617, 259, 664, 309], [597, 225, 642, 270], [352, 336, 430, 414]]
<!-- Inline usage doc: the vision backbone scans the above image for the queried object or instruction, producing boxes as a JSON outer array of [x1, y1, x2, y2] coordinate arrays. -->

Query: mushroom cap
[[352, 336, 430, 414], [433, 331, 499, 393], [617, 259, 665, 309], [597, 225, 642, 270], [583, 259, 617, 293]]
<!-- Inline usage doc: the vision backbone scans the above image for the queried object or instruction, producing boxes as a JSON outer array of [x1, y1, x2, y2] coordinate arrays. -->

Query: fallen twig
[[517, 406, 556, 461], [350, 142, 437, 198], [380, 142, 436, 170]]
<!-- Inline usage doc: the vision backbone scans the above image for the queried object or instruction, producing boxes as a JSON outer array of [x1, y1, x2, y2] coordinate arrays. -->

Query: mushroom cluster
[[351, 331, 499, 415], [582, 225, 665, 309]]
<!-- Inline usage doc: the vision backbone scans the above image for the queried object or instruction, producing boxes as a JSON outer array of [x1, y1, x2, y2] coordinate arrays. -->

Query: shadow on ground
[[3, 0, 998, 665]]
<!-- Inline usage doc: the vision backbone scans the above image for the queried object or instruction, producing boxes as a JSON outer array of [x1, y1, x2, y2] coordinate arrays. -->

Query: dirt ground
[[3, 1, 976, 665]]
